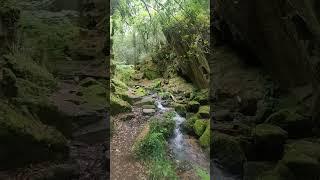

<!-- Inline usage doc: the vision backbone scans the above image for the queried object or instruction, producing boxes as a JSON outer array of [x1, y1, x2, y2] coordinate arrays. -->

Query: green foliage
[[149, 159, 178, 180], [133, 132, 166, 160], [114, 64, 135, 84], [195, 166, 210, 180], [149, 112, 176, 139]]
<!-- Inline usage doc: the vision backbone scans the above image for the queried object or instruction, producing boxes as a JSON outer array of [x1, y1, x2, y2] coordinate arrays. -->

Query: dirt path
[[110, 105, 149, 180]]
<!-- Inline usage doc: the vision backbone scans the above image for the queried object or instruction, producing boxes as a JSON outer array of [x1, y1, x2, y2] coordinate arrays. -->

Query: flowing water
[[156, 97, 240, 180]]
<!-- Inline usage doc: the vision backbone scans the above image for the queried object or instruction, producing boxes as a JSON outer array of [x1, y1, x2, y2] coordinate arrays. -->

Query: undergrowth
[[133, 111, 178, 179]]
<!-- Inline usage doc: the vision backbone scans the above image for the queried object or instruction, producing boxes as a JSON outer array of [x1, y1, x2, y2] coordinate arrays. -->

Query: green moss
[[133, 132, 166, 160], [149, 112, 176, 139], [199, 124, 210, 148], [150, 159, 178, 180], [194, 119, 207, 136], [195, 166, 210, 180], [182, 115, 198, 134], [134, 87, 147, 96], [266, 108, 313, 138], [212, 132, 246, 174], [144, 69, 160, 80], [110, 93, 132, 115], [187, 100, 200, 112], [114, 64, 135, 83], [80, 84, 106, 108], [174, 103, 187, 116], [4, 54, 57, 89], [0, 101, 68, 168], [192, 89, 209, 104], [159, 91, 171, 100], [197, 105, 210, 119]]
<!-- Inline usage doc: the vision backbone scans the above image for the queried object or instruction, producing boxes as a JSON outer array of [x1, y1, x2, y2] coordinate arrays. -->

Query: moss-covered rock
[[79, 77, 100, 87], [212, 132, 246, 174], [194, 119, 207, 136], [187, 100, 200, 113], [4, 54, 57, 89], [0, 101, 68, 169], [111, 93, 132, 115], [266, 108, 314, 138], [199, 124, 210, 148], [192, 89, 209, 105], [174, 103, 187, 116], [182, 115, 198, 134], [275, 140, 320, 179], [79, 84, 106, 108], [198, 105, 210, 119], [254, 124, 288, 160]]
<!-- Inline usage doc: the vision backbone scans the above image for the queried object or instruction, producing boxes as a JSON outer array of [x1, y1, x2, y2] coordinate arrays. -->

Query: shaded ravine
[[157, 97, 239, 180], [155, 98, 210, 178]]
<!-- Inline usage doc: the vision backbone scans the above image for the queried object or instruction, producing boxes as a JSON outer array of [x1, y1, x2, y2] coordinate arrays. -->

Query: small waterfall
[[170, 113, 186, 158]]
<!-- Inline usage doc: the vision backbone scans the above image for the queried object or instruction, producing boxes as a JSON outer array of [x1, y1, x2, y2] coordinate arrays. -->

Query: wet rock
[[143, 109, 156, 115], [135, 97, 155, 106], [198, 105, 210, 119], [254, 124, 288, 160], [266, 108, 314, 138], [186, 101, 200, 113], [142, 104, 156, 109], [212, 132, 246, 174]]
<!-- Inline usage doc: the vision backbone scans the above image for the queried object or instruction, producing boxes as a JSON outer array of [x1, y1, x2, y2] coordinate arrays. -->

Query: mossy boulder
[[174, 103, 187, 116], [79, 83, 107, 110], [198, 105, 210, 119], [182, 115, 198, 134], [199, 124, 210, 148], [4, 54, 57, 89], [0, 102, 68, 169], [254, 124, 288, 160], [275, 140, 320, 179], [187, 100, 200, 113], [194, 119, 207, 136], [111, 93, 132, 115], [212, 132, 246, 174], [13, 97, 72, 137], [135, 96, 155, 106], [266, 108, 314, 138], [192, 89, 209, 105]]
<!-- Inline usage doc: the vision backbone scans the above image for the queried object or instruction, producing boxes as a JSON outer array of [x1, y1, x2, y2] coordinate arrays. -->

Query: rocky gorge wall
[[210, 0, 320, 179]]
